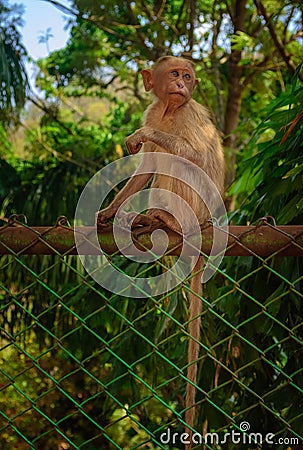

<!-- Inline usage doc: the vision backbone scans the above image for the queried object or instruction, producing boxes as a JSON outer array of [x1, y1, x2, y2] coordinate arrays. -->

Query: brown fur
[[97, 56, 224, 448], [185, 255, 204, 448]]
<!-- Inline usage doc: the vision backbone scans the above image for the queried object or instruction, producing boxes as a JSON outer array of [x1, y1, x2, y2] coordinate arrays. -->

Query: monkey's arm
[[97, 171, 152, 227], [126, 126, 201, 164]]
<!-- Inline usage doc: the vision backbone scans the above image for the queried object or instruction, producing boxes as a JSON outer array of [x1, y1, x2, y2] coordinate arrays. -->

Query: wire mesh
[[0, 217, 302, 449]]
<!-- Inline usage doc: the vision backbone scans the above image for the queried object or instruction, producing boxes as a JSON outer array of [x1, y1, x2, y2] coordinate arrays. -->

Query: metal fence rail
[[0, 217, 302, 449]]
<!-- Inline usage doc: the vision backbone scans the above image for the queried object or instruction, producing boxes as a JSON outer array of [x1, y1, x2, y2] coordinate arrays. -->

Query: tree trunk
[[223, 0, 247, 187]]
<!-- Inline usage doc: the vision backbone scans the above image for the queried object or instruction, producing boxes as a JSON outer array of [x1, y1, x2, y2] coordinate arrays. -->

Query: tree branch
[[254, 0, 303, 82]]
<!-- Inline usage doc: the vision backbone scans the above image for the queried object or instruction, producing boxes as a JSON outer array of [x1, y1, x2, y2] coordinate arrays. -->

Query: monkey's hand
[[96, 206, 117, 228], [125, 127, 153, 154]]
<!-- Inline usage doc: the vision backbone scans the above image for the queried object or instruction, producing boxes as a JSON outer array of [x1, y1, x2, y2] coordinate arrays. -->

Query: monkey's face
[[143, 60, 197, 108]]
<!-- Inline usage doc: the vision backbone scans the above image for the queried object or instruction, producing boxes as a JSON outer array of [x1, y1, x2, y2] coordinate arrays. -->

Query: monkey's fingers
[[132, 222, 164, 238], [125, 138, 143, 154], [96, 220, 112, 229], [135, 142, 143, 153], [147, 209, 183, 234], [96, 223, 113, 231], [131, 213, 163, 238], [132, 213, 159, 227], [96, 211, 113, 228]]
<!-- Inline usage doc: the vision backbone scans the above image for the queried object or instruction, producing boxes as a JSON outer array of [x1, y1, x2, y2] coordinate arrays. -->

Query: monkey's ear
[[141, 70, 153, 92]]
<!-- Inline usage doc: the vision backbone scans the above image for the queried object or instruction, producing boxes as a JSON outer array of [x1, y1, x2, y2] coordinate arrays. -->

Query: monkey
[[97, 56, 224, 448]]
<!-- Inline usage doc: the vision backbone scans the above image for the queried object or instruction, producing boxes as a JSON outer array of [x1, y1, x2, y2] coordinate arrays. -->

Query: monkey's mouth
[[169, 92, 185, 97]]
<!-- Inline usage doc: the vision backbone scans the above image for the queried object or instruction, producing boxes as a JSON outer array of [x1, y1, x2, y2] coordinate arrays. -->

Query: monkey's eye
[[171, 70, 179, 77], [183, 73, 191, 80]]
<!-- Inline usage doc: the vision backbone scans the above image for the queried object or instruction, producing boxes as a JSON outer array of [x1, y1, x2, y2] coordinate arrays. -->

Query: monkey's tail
[[185, 255, 204, 450]]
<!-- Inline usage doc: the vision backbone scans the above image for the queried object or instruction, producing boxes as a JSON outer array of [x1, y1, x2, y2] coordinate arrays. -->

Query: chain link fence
[[0, 216, 302, 449]]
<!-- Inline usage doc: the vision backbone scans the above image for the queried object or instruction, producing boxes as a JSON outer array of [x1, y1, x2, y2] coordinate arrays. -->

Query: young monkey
[[97, 56, 224, 448]]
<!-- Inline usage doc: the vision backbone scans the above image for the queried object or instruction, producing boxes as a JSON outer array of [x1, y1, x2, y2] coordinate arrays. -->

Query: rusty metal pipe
[[0, 225, 302, 257]]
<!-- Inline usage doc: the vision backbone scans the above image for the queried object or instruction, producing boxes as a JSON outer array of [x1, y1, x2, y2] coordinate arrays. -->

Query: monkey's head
[[141, 56, 198, 108]]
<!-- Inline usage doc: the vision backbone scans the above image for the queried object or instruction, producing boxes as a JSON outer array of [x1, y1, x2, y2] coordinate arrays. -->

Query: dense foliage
[[204, 67, 303, 437], [0, 1, 28, 126], [231, 67, 303, 224], [0, 0, 302, 447]]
